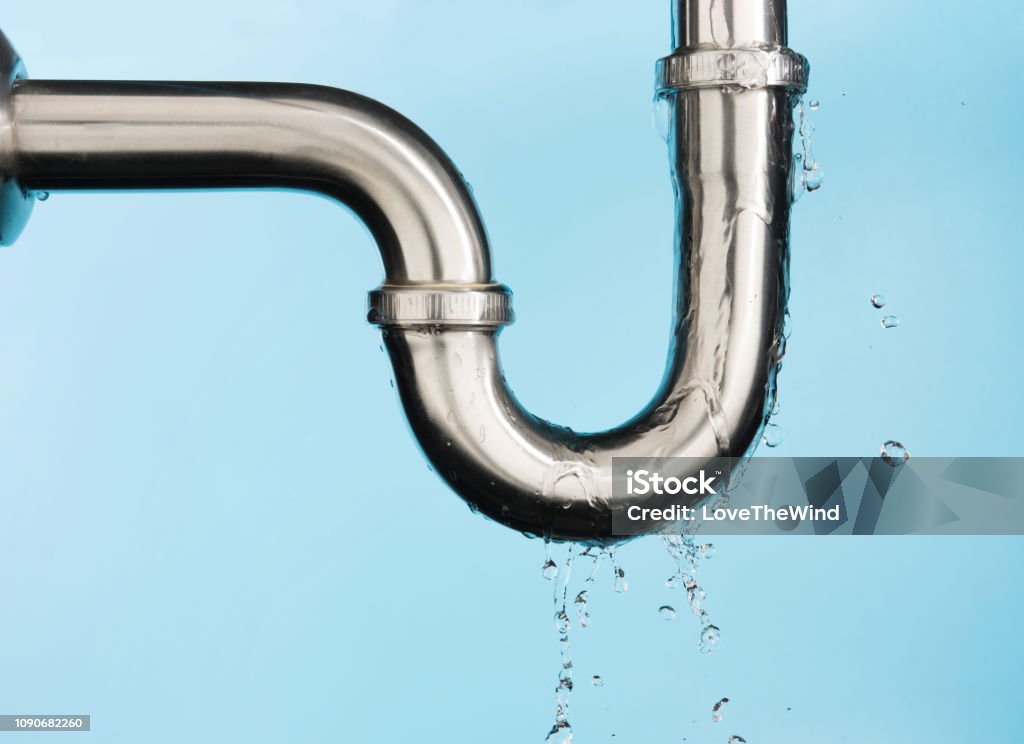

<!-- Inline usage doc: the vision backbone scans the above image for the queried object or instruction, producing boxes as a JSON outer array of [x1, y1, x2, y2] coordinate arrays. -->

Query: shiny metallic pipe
[[0, 0, 807, 542]]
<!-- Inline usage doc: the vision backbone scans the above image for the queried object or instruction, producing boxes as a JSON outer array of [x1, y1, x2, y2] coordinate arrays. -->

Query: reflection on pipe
[[0, 0, 807, 543]]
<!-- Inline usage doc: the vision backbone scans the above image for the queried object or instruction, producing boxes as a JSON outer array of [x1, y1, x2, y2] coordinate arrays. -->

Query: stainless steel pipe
[[0, 0, 807, 542]]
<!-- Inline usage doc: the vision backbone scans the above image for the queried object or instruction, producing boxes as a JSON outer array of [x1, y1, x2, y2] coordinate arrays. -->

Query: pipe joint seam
[[368, 284, 513, 328], [656, 46, 808, 94]]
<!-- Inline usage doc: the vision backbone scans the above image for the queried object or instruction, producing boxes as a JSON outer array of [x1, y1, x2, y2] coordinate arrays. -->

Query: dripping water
[[661, 534, 720, 654], [544, 542, 576, 744], [541, 544, 614, 744], [793, 98, 824, 199]]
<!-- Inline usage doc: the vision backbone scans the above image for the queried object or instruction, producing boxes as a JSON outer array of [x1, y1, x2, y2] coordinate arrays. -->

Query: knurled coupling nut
[[657, 46, 809, 94], [368, 283, 513, 329]]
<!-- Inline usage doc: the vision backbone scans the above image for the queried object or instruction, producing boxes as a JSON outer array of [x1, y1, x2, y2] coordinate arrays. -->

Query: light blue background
[[1, 1, 1022, 742]]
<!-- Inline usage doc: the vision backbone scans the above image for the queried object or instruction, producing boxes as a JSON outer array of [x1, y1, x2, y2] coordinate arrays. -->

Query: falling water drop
[[544, 720, 572, 744], [803, 167, 824, 192], [35, 191, 50, 202], [574, 591, 591, 629], [542, 559, 559, 581], [728, 737, 748, 744], [870, 294, 887, 309], [684, 579, 707, 615], [591, 675, 604, 687], [699, 624, 721, 653], [658, 605, 678, 621], [712, 697, 730, 723], [762, 422, 784, 448], [881, 440, 911, 467], [808, 99, 820, 110], [613, 566, 629, 594], [881, 315, 901, 329]]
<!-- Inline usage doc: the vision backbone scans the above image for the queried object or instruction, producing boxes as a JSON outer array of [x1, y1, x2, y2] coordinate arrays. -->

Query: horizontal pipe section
[[11, 80, 492, 285]]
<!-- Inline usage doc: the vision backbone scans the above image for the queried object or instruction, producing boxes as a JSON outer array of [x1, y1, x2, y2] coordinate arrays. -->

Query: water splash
[[881, 440, 911, 467], [712, 697, 730, 723]]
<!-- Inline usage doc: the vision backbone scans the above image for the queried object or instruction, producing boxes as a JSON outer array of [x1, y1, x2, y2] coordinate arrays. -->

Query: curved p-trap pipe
[[0, 0, 807, 543]]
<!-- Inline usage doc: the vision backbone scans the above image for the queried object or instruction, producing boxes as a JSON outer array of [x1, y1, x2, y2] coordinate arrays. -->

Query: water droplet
[[478, 425, 486, 444], [763, 422, 784, 448], [555, 609, 571, 638], [803, 166, 824, 192], [793, 100, 824, 197], [453, 352, 463, 368], [542, 559, 559, 580], [665, 574, 682, 589], [544, 720, 573, 744], [613, 566, 628, 594], [684, 579, 707, 614], [574, 591, 591, 628], [808, 99, 820, 110], [881, 315, 900, 329], [653, 93, 673, 142], [712, 697, 730, 723], [700, 624, 721, 653], [841, 90, 848, 96], [35, 191, 49, 202], [658, 605, 678, 621], [591, 675, 604, 687], [728, 737, 747, 744], [870, 294, 887, 309], [880, 440, 911, 467], [700, 543, 716, 559]]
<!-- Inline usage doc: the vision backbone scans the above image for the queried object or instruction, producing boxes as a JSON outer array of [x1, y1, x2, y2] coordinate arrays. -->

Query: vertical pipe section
[[676, 0, 787, 49]]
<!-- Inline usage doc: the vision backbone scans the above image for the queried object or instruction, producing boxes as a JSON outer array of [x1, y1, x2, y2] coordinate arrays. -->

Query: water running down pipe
[[0, 0, 807, 542]]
